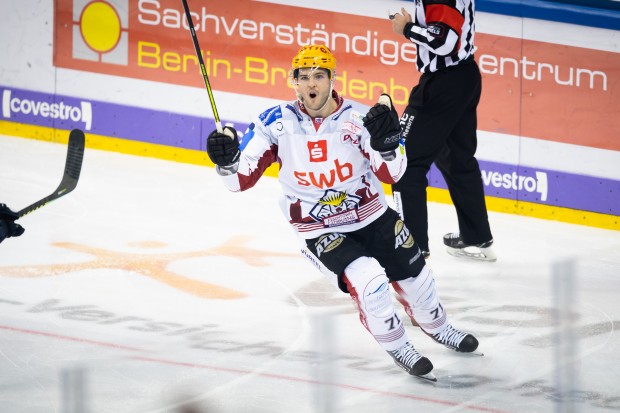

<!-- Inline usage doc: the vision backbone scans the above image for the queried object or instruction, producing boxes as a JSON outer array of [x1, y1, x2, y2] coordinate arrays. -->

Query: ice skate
[[387, 342, 436, 381], [425, 324, 482, 355], [443, 233, 496, 262]]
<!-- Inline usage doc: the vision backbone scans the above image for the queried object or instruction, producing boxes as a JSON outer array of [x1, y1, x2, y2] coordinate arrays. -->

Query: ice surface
[[1, 135, 619, 413]]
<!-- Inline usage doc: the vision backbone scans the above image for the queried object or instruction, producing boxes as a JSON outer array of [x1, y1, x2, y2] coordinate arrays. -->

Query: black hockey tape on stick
[[17, 129, 85, 217], [180, 0, 223, 133]]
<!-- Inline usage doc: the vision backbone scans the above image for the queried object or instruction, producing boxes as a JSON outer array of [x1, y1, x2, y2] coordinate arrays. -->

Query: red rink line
[[0, 325, 142, 352], [133, 355, 514, 413], [1, 324, 513, 413]]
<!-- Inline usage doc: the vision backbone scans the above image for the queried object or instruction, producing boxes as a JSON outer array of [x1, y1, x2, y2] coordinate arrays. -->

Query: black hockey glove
[[363, 94, 402, 152], [206, 126, 240, 167], [0, 203, 25, 244]]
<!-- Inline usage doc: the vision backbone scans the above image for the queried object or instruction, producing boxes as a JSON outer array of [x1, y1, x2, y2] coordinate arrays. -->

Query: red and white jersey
[[217, 93, 407, 239]]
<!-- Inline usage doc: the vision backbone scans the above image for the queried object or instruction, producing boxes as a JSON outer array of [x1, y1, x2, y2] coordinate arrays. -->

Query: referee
[[389, 1, 496, 261]]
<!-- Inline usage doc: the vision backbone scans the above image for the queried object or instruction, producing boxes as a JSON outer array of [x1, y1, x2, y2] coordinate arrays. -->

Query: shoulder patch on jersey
[[285, 103, 303, 121], [270, 119, 292, 139], [259, 105, 283, 127]]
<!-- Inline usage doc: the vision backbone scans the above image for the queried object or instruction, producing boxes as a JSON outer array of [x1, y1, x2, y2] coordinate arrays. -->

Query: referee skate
[[443, 232, 498, 262]]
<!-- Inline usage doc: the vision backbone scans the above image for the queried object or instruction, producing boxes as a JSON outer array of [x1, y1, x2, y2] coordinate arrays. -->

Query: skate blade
[[446, 246, 497, 262], [415, 371, 437, 382], [446, 346, 485, 356], [452, 347, 485, 356]]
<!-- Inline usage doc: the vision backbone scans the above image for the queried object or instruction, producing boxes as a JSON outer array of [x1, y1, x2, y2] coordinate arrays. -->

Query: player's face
[[294, 67, 333, 115]]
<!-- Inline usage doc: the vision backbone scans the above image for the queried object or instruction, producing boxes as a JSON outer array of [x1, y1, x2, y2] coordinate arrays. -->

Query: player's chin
[[306, 102, 322, 112]]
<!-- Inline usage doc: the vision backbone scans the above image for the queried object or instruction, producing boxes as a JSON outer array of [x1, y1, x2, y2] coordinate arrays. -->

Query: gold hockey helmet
[[291, 45, 337, 80]]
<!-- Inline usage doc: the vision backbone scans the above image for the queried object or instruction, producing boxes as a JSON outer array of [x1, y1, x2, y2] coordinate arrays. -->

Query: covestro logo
[[2, 89, 93, 131], [482, 169, 548, 202]]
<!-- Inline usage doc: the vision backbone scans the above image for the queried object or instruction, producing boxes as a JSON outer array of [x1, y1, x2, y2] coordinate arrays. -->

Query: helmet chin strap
[[294, 85, 305, 107]]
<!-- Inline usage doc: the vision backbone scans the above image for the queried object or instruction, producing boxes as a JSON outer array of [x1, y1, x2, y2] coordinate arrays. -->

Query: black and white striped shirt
[[403, 0, 476, 73]]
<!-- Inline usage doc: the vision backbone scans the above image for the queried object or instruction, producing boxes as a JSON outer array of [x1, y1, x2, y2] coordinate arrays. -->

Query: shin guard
[[343, 257, 408, 352], [392, 265, 449, 335]]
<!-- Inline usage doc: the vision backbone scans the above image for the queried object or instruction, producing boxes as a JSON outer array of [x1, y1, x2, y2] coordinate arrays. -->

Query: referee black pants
[[392, 59, 492, 251]]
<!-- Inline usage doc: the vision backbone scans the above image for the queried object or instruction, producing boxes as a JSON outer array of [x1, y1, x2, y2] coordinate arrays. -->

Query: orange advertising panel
[[54, 0, 619, 150], [475, 33, 619, 150]]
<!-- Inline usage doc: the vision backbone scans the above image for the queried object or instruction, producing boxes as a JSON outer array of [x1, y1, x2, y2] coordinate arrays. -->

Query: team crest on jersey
[[310, 189, 362, 228], [394, 219, 415, 249]]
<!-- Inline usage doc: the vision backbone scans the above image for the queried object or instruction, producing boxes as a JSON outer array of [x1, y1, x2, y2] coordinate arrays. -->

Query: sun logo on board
[[72, 0, 128, 65]]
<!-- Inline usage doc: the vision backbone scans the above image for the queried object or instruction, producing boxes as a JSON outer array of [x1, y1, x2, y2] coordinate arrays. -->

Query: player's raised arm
[[363, 94, 407, 184]]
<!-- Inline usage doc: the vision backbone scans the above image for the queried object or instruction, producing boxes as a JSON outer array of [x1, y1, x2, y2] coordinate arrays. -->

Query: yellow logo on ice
[[0, 236, 297, 300]]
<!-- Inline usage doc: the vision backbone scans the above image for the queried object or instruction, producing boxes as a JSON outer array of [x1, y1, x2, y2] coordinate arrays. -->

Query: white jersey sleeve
[[216, 95, 407, 239], [216, 116, 278, 193]]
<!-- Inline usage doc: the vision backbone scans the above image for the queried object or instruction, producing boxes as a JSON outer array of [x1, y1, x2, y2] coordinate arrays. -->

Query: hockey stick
[[180, 0, 223, 133], [17, 129, 85, 218]]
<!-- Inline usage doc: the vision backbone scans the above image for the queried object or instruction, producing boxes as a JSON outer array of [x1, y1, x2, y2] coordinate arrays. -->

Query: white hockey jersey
[[217, 93, 407, 240]]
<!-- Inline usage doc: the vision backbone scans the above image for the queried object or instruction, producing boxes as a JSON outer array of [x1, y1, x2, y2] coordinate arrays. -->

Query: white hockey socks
[[392, 265, 449, 335], [343, 256, 409, 352]]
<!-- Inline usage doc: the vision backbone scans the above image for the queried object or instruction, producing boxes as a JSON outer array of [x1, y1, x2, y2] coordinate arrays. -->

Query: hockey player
[[205, 45, 479, 380], [0, 203, 25, 244]]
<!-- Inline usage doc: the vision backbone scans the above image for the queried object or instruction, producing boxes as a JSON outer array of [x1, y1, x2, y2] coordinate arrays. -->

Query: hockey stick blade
[[17, 129, 85, 217]]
